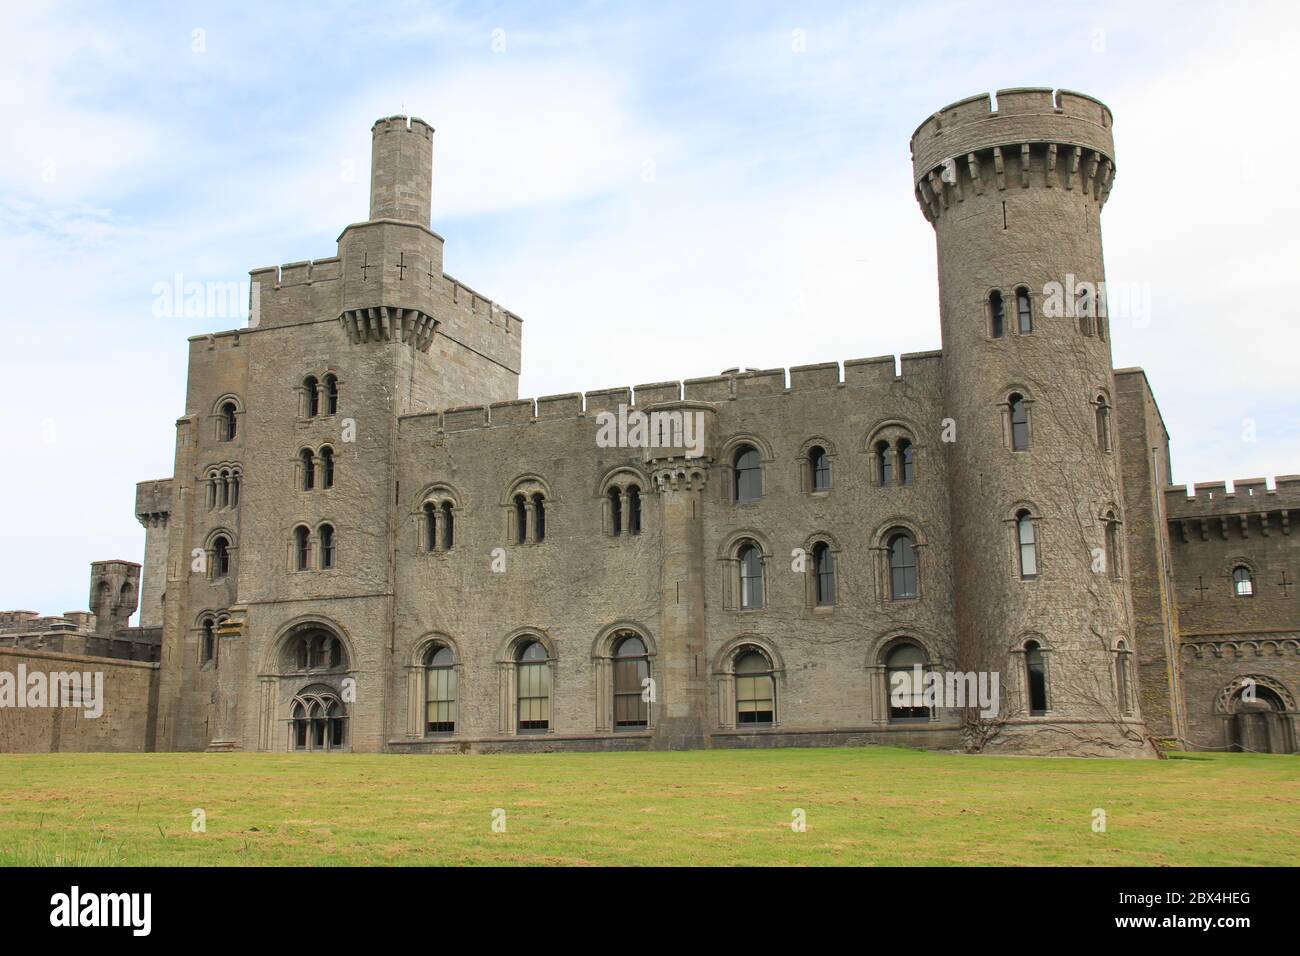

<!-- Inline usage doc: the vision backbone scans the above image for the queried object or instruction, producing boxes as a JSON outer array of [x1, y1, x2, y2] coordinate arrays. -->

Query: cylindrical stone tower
[[369, 115, 433, 226], [911, 88, 1151, 755]]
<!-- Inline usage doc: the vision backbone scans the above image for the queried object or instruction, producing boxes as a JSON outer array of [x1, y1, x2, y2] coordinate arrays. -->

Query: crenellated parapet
[[910, 88, 1116, 224], [401, 350, 944, 434], [135, 478, 172, 529], [1166, 476, 1300, 541]]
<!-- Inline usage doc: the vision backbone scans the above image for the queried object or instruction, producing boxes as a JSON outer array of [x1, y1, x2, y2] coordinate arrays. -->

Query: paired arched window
[[738, 541, 764, 609], [319, 524, 336, 570], [516, 640, 551, 733], [885, 643, 929, 721], [1095, 395, 1111, 452], [294, 525, 311, 571], [606, 482, 643, 537], [291, 688, 346, 751], [425, 644, 457, 733], [1232, 565, 1254, 597], [735, 649, 775, 725], [733, 445, 762, 502], [809, 445, 831, 491], [813, 542, 836, 606], [989, 290, 1005, 339], [212, 535, 231, 578], [874, 436, 916, 486], [288, 631, 345, 671], [888, 531, 918, 600], [1024, 640, 1047, 714], [1015, 287, 1033, 333], [1016, 510, 1038, 578], [219, 401, 238, 441], [299, 446, 335, 491], [422, 499, 456, 551], [1009, 393, 1030, 451], [613, 635, 650, 729]]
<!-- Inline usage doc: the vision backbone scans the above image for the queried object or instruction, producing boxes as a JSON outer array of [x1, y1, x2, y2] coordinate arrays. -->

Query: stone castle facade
[[7, 88, 1297, 756]]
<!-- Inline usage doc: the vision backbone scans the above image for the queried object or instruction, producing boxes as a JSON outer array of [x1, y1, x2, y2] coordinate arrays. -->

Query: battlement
[[135, 478, 172, 526], [1165, 476, 1300, 517], [911, 88, 1116, 221], [372, 115, 434, 138], [403, 351, 943, 434]]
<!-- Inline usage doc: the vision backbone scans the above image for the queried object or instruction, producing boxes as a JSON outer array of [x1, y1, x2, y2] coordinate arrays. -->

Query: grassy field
[[0, 747, 1296, 866]]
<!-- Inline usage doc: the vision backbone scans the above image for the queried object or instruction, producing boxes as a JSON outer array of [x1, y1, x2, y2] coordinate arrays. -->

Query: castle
[[4, 88, 1296, 756]]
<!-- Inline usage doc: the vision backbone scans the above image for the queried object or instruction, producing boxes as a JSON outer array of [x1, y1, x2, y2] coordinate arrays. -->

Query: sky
[[1, 0, 1297, 621]]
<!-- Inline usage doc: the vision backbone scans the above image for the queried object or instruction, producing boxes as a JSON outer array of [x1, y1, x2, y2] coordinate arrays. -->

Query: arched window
[[212, 535, 231, 578], [1024, 641, 1047, 714], [738, 542, 764, 609], [294, 526, 311, 571], [303, 376, 319, 417], [1016, 511, 1038, 578], [320, 446, 334, 489], [809, 446, 831, 491], [201, 618, 216, 664], [989, 290, 1005, 339], [888, 532, 917, 600], [425, 645, 457, 733], [613, 635, 649, 729], [423, 502, 438, 552], [532, 493, 546, 542], [609, 487, 623, 535], [1009, 393, 1029, 451], [735, 649, 774, 725], [300, 448, 315, 491], [324, 374, 339, 415], [516, 640, 550, 733], [875, 440, 893, 485], [290, 631, 344, 671], [514, 494, 527, 545], [1115, 640, 1131, 715], [886, 643, 929, 721], [207, 473, 218, 510], [627, 486, 642, 535], [1232, 565, 1254, 597], [319, 524, 335, 570], [220, 402, 238, 442], [291, 688, 346, 751], [440, 502, 454, 550], [1016, 286, 1032, 333], [1104, 511, 1120, 576], [1096, 395, 1111, 452], [813, 542, 835, 606], [229, 470, 240, 508], [898, 440, 915, 485], [734, 445, 762, 502]]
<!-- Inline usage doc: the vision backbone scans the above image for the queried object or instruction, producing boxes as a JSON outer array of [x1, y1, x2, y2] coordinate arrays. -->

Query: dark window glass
[[734, 446, 762, 502], [221, 402, 238, 441], [628, 486, 641, 535], [301, 449, 315, 491], [304, 377, 319, 417], [514, 495, 527, 545], [899, 440, 915, 485], [324, 375, 339, 415], [295, 527, 310, 571], [321, 447, 334, 489], [201, 620, 215, 663], [441, 502, 454, 550], [889, 533, 917, 599], [424, 503, 438, 552], [989, 291, 1005, 338], [876, 441, 893, 485], [1096, 398, 1111, 451], [739, 543, 764, 609], [609, 488, 623, 535], [1016, 287, 1032, 333], [319, 524, 335, 569], [813, 543, 835, 606], [213, 536, 231, 577], [533, 493, 546, 542], [810, 446, 830, 491], [1025, 641, 1047, 714], [1010, 394, 1029, 451]]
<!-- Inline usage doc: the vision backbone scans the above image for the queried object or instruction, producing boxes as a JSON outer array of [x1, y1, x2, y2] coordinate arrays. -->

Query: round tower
[[369, 115, 434, 226], [911, 88, 1150, 755]]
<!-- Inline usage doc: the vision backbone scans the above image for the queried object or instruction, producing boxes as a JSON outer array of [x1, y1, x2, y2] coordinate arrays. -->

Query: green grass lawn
[[0, 747, 1295, 866]]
